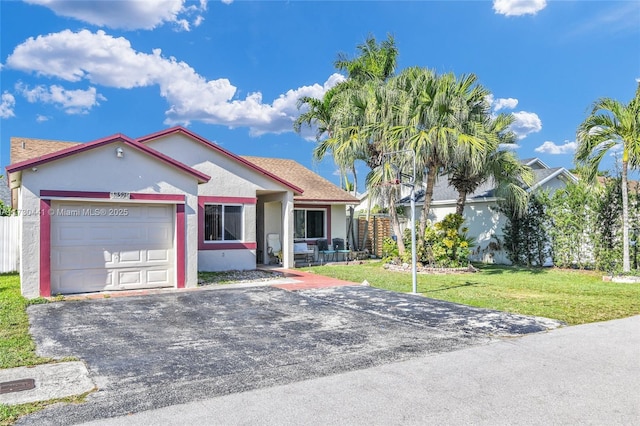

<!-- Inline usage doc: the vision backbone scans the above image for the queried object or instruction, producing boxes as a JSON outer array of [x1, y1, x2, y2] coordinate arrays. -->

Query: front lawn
[[0, 273, 50, 369], [301, 262, 640, 325]]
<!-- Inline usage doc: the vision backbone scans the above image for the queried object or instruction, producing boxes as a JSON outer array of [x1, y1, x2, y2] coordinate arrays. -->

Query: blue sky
[[1, 0, 639, 190]]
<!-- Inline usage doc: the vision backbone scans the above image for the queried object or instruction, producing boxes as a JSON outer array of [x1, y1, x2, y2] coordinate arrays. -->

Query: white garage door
[[50, 201, 175, 295]]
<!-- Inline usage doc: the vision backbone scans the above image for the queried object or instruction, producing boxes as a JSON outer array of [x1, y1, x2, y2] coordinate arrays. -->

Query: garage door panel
[[119, 250, 142, 263], [118, 270, 143, 286], [51, 201, 175, 295], [148, 224, 172, 244], [147, 249, 169, 262], [52, 248, 116, 270], [55, 225, 85, 242], [146, 269, 171, 286], [114, 225, 145, 241], [90, 226, 117, 241], [52, 270, 116, 294], [147, 205, 172, 219], [117, 268, 172, 288]]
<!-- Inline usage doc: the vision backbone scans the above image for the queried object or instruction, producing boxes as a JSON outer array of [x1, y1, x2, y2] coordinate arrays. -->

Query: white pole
[[410, 185, 417, 294], [383, 149, 418, 294]]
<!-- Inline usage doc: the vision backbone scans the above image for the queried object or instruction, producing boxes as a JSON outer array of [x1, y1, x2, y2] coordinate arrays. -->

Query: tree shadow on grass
[[424, 281, 482, 293], [476, 264, 547, 275]]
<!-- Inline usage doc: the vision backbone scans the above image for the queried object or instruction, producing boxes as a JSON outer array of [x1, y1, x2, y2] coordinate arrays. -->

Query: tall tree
[[295, 34, 398, 250], [448, 112, 533, 216], [576, 82, 640, 272], [387, 68, 488, 241]]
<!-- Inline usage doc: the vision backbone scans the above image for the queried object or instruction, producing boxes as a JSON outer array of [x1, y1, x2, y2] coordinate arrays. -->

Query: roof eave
[[528, 168, 576, 192], [294, 198, 360, 205], [138, 126, 303, 194], [6, 134, 211, 185]]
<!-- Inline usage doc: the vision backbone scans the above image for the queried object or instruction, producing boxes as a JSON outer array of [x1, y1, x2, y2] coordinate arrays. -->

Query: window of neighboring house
[[204, 204, 243, 242], [294, 208, 325, 239]]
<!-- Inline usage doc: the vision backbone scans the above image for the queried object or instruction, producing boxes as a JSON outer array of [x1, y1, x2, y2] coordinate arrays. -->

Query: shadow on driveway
[[22, 285, 563, 425]]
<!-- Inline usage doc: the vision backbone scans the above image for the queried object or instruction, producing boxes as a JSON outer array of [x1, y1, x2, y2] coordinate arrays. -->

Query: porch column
[[281, 191, 295, 269]]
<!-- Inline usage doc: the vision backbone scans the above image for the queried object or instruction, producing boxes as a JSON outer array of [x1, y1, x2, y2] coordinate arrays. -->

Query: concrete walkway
[[269, 267, 359, 290], [84, 315, 640, 426]]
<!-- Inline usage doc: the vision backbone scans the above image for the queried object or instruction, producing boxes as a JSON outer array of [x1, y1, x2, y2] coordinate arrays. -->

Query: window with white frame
[[294, 208, 325, 239], [204, 204, 243, 242]]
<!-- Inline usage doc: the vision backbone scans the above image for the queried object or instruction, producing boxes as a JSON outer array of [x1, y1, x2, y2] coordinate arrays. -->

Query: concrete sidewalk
[[84, 315, 640, 426]]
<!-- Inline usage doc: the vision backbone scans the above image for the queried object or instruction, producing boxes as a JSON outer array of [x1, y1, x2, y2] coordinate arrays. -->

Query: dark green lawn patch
[[301, 262, 640, 325]]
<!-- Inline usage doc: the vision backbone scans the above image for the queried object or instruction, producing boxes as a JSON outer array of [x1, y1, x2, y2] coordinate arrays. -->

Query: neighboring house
[[6, 126, 358, 298], [397, 158, 578, 264]]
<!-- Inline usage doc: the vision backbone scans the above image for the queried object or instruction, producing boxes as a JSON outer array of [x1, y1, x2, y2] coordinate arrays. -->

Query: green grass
[[0, 273, 51, 369], [301, 262, 640, 325], [0, 392, 92, 426]]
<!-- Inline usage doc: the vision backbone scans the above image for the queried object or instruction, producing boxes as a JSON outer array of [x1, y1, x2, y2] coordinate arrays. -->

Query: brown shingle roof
[[11, 137, 81, 164], [8, 137, 359, 204], [597, 176, 640, 192], [242, 156, 359, 204]]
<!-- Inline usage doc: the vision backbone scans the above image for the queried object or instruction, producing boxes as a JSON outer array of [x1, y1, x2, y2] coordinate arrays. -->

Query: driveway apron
[[21, 285, 562, 425]]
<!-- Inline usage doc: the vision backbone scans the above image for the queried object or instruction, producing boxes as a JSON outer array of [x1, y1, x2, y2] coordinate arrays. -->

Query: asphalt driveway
[[22, 285, 563, 425]]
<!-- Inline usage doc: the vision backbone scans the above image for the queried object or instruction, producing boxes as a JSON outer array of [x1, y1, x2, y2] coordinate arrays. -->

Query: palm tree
[[334, 34, 398, 85], [387, 68, 488, 241], [448, 112, 533, 216], [295, 34, 398, 250], [576, 82, 640, 272], [295, 33, 398, 180]]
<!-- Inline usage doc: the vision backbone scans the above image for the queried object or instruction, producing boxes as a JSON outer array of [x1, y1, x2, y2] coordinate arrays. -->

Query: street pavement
[[84, 315, 640, 426]]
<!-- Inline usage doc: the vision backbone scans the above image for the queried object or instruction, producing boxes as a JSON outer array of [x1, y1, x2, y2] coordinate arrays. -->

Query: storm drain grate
[[0, 378, 36, 394]]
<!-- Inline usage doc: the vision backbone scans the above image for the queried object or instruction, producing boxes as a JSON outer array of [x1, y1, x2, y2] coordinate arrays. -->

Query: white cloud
[[16, 82, 106, 114], [510, 111, 542, 139], [493, 97, 518, 111], [493, 0, 546, 17], [499, 143, 521, 151], [24, 0, 207, 31], [535, 140, 577, 155], [5, 29, 343, 135], [0, 92, 16, 119], [36, 114, 49, 122]]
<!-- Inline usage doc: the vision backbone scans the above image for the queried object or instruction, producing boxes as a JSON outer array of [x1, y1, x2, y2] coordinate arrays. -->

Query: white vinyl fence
[[0, 216, 19, 273]]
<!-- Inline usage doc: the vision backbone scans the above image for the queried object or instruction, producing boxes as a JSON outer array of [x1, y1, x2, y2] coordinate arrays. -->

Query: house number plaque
[[110, 192, 131, 200]]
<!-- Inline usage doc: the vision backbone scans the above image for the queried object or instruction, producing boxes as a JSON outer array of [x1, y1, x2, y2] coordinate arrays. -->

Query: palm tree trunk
[[622, 160, 631, 272], [388, 192, 406, 254], [419, 166, 438, 241], [350, 165, 359, 250], [455, 189, 467, 216], [361, 192, 373, 253]]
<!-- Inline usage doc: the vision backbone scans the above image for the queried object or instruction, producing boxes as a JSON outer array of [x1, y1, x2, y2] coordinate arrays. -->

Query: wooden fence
[[0, 216, 19, 273], [354, 215, 393, 258]]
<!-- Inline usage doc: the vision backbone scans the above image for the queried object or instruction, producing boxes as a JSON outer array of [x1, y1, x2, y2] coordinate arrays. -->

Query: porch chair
[[332, 238, 350, 262], [316, 239, 336, 264], [294, 241, 315, 266], [267, 233, 282, 265]]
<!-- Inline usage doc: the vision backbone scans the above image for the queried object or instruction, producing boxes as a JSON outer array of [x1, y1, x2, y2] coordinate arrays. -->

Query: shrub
[[387, 214, 474, 268]]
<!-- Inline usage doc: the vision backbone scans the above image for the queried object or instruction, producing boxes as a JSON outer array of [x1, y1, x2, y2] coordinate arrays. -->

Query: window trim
[[293, 205, 330, 241], [204, 203, 244, 243], [198, 196, 257, 250]]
